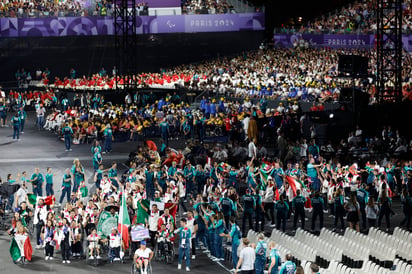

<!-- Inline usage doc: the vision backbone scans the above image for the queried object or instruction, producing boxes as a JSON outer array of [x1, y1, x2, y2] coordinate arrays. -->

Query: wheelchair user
[[87, 228, 101, 259], [108, 227, 122, 262], [134, 240, 153, 274], [156, 223, 173, 256]]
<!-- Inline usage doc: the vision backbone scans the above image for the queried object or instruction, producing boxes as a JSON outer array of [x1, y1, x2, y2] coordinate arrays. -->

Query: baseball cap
[[140, 240, 146, 245]]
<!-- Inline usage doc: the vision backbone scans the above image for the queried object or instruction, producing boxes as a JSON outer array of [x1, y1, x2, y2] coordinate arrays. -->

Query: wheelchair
[[85, 239, 107, 266], [154, 238, 175, 264], [131, 260, 152, 274]]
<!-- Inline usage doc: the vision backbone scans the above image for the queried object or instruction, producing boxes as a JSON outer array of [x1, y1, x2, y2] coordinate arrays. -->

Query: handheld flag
[[118, 192, 131, 249]]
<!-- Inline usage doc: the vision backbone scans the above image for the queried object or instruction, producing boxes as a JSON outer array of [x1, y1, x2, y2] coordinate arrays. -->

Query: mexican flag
[[10, 234, 32, 262], [259, 163, 274, 189], [118, 192, 131, 249], [27, 194, 55, 206], [136, 199, 150, 225]]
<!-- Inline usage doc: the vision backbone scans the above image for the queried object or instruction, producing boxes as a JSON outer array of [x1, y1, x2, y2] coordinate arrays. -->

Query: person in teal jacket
[[268, 241, 281, 274], [18, 106, 27, 133], [254, 233, 267, 274], [275, 195, 289, 232], [279, 254, 296, 274]]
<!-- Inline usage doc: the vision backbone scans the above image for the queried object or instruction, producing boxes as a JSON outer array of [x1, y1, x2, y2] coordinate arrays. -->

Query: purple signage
[[273, 33, 375, 49], [0, 13, 264, 37]]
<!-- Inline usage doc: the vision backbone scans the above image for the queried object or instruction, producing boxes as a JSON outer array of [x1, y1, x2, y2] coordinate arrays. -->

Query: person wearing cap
[[62, 122, 73, 152], [175, 218, 191, 271], [103, 123, 113, 154], [134, 240, 153, 274]]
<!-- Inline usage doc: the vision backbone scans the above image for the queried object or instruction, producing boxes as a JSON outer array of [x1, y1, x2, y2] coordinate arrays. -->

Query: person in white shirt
[[235, 238, 255, 274], [87, 228, 101, 259], [148, 204, 160, 247], [134, 240, 153, 274], [108, 227, 122, 261], [248, 138, 257, 159]]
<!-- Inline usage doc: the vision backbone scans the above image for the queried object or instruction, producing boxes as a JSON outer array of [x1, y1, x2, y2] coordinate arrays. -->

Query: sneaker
[[66, 150, 69, 152], [191, 255, 196, 260], [45, 256, 49, 260], [178, 264, 182, 270], [270, 224, 277, 227], [21, 132, 24, 134], [35, 244, 42, 249], [69, 149, 72, 151], [66, 260, 71, 264], [219, 258, 225, 261], [96, 255, 101, 259], [49, 257, 53, 260], [102, 151, 106, 154], [62, 260, 66, 264], [89, 255, 95, 260], [186, 267, 190, 272]]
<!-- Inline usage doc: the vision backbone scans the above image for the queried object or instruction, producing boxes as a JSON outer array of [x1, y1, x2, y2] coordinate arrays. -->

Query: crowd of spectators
[[27, 48, 412, 103], [280, 0, 412, 34], [0, 0, 235, 17], [181, 0, 235, 15]]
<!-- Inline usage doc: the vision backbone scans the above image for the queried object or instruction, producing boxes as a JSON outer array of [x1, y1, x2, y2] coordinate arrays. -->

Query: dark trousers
[[359, 206, 367, 230], [367, 218, 376, 228], [61, 240, 70, 260], [71, 241, 82, 254], [334, 207, 345, 230], [264, 202, 275, 225], [378, 209, 391, 229], [149, 230, 157, 248], [242, 211, 253, 235], [276, 214, 286, 232], [46, 184, 54, 196], [293, 208, 305, 229], [45, 243, 54, 257], [311, 209, 324, 230], [400, 209, 411, 228], [64, 136, 71, 150], [60, 186, 71, 204], [191, 238, 196, 256], [36, 223, 43, 245], [13, 126, 20, 139]]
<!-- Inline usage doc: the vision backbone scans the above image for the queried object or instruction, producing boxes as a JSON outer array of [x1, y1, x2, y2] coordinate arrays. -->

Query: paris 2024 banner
[[273, 33, 412, 52], [0, 13, 264, 37]]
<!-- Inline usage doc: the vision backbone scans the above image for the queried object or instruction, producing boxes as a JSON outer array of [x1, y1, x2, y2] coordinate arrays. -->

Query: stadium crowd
[[26, 47, 412, 103], [280, 0, 412, 34]]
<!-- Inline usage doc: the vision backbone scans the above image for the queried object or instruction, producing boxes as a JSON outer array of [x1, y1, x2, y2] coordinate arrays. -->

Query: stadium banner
[[273, 33, 375, 49], [273, 33, 412, 52], [0, 13, 264, 37]]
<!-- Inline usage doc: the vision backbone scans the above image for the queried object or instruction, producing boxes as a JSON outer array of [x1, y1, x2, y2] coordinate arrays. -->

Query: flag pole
[[120, 186, 123, 259]]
